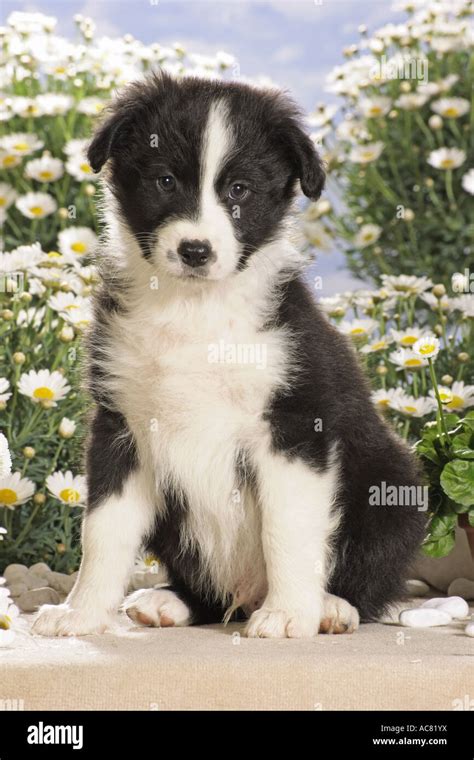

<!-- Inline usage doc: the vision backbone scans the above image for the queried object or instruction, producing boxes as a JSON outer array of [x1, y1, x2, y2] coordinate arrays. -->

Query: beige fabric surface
[[1, 611, 472, 711]]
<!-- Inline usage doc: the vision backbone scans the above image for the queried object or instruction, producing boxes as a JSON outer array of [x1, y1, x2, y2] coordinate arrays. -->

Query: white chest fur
[[100, 276, 291, 602]]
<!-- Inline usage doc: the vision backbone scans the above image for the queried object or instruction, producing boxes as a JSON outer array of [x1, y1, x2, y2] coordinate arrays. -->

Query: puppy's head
[[88, 72, 325, 281]]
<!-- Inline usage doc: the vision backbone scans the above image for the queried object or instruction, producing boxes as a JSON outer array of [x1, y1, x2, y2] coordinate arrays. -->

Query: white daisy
[[0, 379, 12, 406], [431, 97, 470, 119], [461, 169, 474, 196], [65, 154, 96, 182], [63, 138, 89, 157], [389, 348, 428, 370], [307, 104, 338, 128], [18, 369, 70, 407], [46, 470, 87, 507], [77, 97, 106, 116], [0, 152, 21, 170], [395, 93, 429, 110], [0, 433, 12, 478], [15, 192, 57, 219], [431, 381, 474, 412], [302, 221, 331, 249], [354, 224, 382, 248], [24, 155, 64, 183], [339, 318, 378, 338], [360, 336, 393, 354], [427, 148, 466, 170], [358, 96, 391, 118], [60, 303, 93, 329], [0, 183, 17, 210], [371, 387, 405, 410], [349, 142, 384, 163], [0, 527, 7, 541], [36, 93, 74, 116], [0, 243, 45, 273], [381, 274, 433, 297], [412, 336, 440, 361], [10, 97, 42, 119], [0, 472, 35, 509], [450, 294, 474, 318], [0, 133, 44, 156], [48, 292, 88, 315], [0, 583, 20, 647], [390, 327, 427, 347], [421, 292, 451, 311], [58, 227, 98, 260], [318, 295, 348, 318], [390, 394, 436, 418]]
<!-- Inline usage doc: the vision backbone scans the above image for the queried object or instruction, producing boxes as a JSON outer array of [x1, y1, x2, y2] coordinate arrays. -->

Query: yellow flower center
[[71, 242, 87, 253], [418, 343, 436, 355], [350, 327, 366, 335], [0, 197, 5, 206], [65, 304, 78, 310], [0, 614, 12, 630], [440, 159, 454, 168], [3, 156, 17, 167], [401, 336, 417, 346], [443, 108, 458, 117], [370, 107, 382, 116], [403, 406, 417, 414], [405, 358, 423, 367], [29, 206, 44, 216], [39, 171, 54, 180], [59, 487, 81, 503], [0, 488, 17, 506], [55, 66, 66, 74], [47, 251, 61, 258], [378, 399, 390, 407], [447, 395, 464, 410], [33, 386, 54, 400], [371, 341, 386, 350], [13, 142, 29, 151], [361, 151, 375, 160], [80, 163, 91, 173], [363, 233, 374, 242]]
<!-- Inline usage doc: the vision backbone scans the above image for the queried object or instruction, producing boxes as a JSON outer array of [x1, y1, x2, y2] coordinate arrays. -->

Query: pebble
[[29, 562, 52, 578], [465, 622, 474, 638], [48, 571, 76, 596], [26, 572, 50, 590], [448, 578, 474, 601], [3, 564, 28, 583], [8, 582, 28, 598], [399, 608, 452, 628], [421, 596, 469, 620], [406, 579, 430, 597], [17, 587, 60, 612]]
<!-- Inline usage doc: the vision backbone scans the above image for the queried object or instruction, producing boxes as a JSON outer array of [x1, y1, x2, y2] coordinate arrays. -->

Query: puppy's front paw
[[319, 593, 359, 634], [32, 603, 110, 637], [123, 588, 191, 628], [245, 607, 319, 639]]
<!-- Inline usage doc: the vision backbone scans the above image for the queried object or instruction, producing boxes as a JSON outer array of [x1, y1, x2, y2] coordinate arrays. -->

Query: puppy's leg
[[33, 469, 155, 636], [246, 443, 339, 639]]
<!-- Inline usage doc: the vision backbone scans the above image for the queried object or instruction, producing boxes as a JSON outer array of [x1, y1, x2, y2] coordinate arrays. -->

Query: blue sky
[[4, 0, 403, 293]]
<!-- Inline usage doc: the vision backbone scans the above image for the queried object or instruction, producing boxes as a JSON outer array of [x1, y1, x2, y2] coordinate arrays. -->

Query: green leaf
[[422, 531, 456, 558], [440, 459, 474, 507], [451, 432, 474, 460]]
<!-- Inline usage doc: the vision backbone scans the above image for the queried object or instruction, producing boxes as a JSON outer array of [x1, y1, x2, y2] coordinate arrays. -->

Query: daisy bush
[[303, 0, 473, 283], [304, 0, 474, 557], [0, 11, 238, 571]]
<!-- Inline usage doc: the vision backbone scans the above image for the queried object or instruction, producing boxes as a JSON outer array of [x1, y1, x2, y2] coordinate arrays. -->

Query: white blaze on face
[[154, 99, 241, 281]]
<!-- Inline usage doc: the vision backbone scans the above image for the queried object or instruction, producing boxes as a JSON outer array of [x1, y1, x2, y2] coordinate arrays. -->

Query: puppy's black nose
[[177, 239, 211, 268]]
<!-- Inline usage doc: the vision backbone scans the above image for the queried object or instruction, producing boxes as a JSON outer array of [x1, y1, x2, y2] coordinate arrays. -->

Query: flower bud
[[22, 446, 36, 459], [13, 351, 26, 364]]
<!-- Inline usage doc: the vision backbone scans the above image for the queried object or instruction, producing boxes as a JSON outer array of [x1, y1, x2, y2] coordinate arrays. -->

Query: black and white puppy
[[33, 73, 425, 638]]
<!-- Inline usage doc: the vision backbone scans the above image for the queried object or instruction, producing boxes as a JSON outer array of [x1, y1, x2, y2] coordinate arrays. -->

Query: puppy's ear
[[87, 112, 130, 173], [287, 124, 326, 200]]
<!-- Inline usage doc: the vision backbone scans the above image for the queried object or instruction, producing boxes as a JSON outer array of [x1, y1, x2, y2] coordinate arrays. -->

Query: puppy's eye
[[228, 182, 249, 202], [157, 175, 176, 192]]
